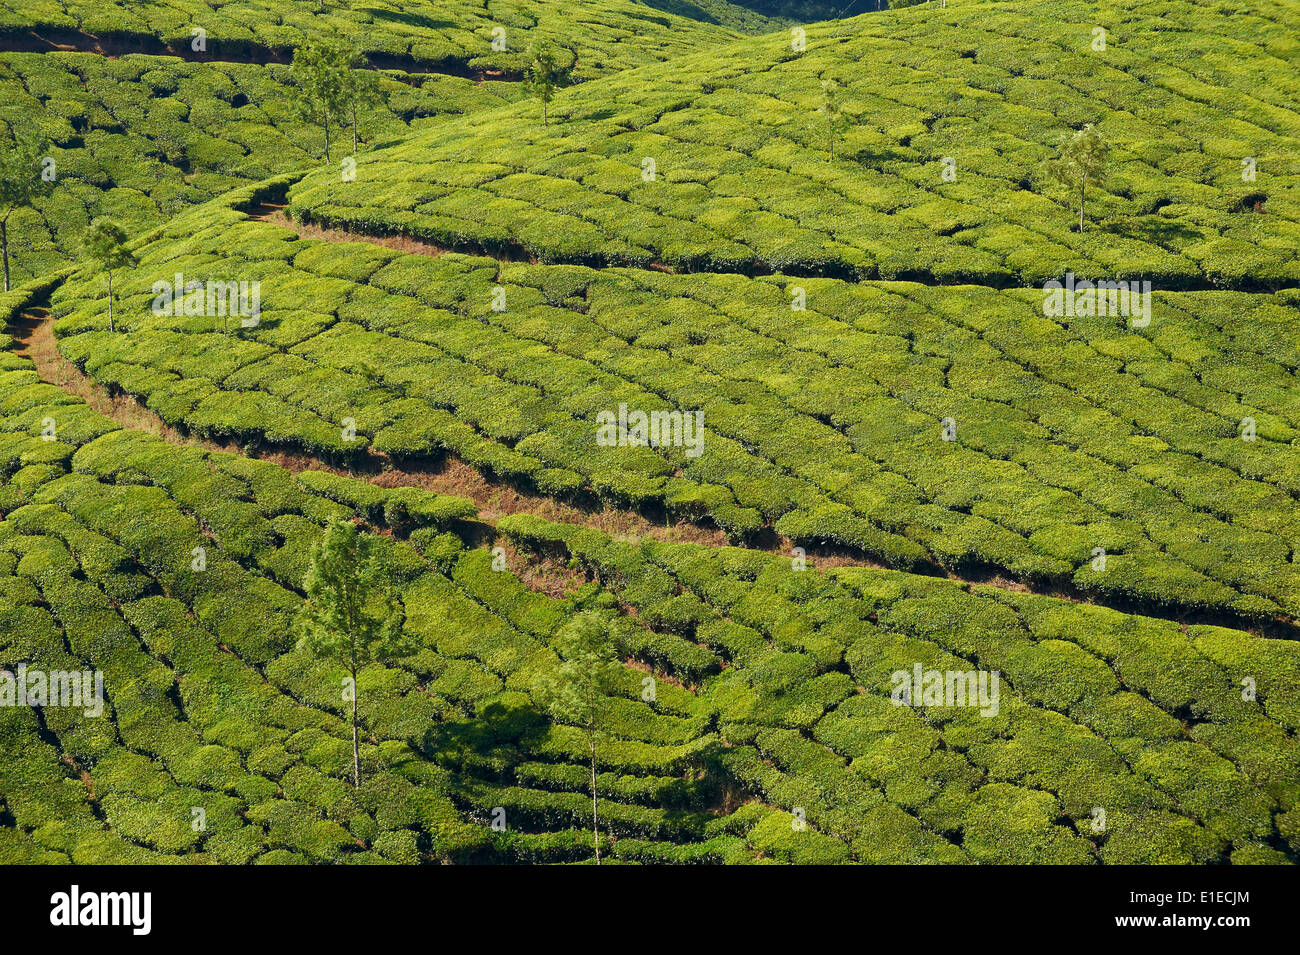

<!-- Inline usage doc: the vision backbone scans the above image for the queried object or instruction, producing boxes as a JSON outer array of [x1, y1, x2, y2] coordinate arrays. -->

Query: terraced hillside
[[43, 182, 1300, 627], [0, 0, 766, 76], [3, 0, 1299, 868], [3, 284, 1297, 863], [0, 52, 517, 284], [0, 0, 774, 281], [289, 0, 1300, 289], [0, 287, 744, 864]]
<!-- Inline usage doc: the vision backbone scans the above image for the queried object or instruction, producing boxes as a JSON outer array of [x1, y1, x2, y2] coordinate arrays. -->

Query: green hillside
[[44, 182, 1300, 627], [0, 0, 774, 280], [0, 52, 517, 283], [3, 282, 1296, 863], [2, 0, 1298, 869], [0, 0, 762, 76], [288, 0, 1300, 289]]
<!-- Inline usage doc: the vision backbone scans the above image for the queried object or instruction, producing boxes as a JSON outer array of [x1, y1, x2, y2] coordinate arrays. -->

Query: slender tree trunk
[[347, 594, 360, 789], [350, 663, 360, 789], [1079, 181, 1086, 233], [107, 270, 114, 333], [589, 728, 600, 865], [2, 214, 9, 293], [324, 111, 331, 163], [352, 102, 359, 154]]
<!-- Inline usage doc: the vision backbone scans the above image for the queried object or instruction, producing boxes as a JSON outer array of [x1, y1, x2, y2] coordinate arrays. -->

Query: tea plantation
[[3, 282, 1297, 863], [3, 0, 1299, 866], [0, 287, 749, 864], [44, 181, 1300, 626], [0, 0, 778, 280], [289, 0, 1300, 289], [0, 52, 519, 283], [0, 0, 763, 75]]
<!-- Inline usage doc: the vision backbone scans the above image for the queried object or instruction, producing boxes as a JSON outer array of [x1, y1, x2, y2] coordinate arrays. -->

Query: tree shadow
[[849, 145, 913, 165], [1104, 216, 1204, 247], [358, 8, 456, 30], [420, 698, 545, 769]]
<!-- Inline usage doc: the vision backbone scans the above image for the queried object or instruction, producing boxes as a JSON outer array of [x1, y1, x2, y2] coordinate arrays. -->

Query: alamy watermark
[[595, 403, 705, 458], [50, 885, 150, 935], [151, 272, 261, 327], [0, 665, 104, 717], [891, 664, 1000, 717], [1043, 272, 1151, 327]]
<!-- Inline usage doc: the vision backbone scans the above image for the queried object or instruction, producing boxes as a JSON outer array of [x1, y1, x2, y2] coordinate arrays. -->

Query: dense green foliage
[[3, 304, 1294, 862], [0, 51, 517, 282], [0, 301, 751, 863], [0, 0, 756, 76], [0, 0, 777, 281], [290, 0, 1300, 289], [500, 513, 1300, 864], [731, 0, 888, 21], [47, 184, 1300, 623], [646, 0, 794, 32], [2, 0, 1298, 867]]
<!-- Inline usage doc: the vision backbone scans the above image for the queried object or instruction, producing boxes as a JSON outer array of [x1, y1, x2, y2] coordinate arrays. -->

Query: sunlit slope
[[3, 282, 1298, 864], [46, 184, 1300, 622], [0, 0, 758, 78], [290, 0, 1300, 289], [0, 52, 516, 284], [0, 285, 764, 865], [500, 514, 1300, 865], [0, 0, 770, 281]]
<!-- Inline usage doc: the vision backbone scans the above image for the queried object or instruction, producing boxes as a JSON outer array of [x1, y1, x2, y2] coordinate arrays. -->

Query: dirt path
[[10, 304, 195, 443], [6, 301, 740, 554], [256, 208, 464, 262], [277, 206, 678, 273]]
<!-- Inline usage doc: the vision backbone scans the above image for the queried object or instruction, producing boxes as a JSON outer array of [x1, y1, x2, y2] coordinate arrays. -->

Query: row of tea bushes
[[7, 272, 1298, 862], [501, 514, 1299, 863], [289, 0, 1300, 289], [47, 189, 1300, 621], [0, 51, 516, 281], [0, 0, 753, 78], [1, 306, 795, 861]]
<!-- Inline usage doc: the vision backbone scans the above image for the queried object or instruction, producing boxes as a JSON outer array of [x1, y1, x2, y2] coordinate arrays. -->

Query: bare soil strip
[[258, 209, 461, 261], [285, 207, 681, 273], [6, 301, 738, 555]]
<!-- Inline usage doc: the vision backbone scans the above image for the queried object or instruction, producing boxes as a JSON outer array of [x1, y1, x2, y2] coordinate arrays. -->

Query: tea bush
[[289, 0, 1300, 289], [0, 51, 518, 281], [48, 188, 1300, 622], [0, 0, 755, 78], [501, 514, 1300, 863]]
